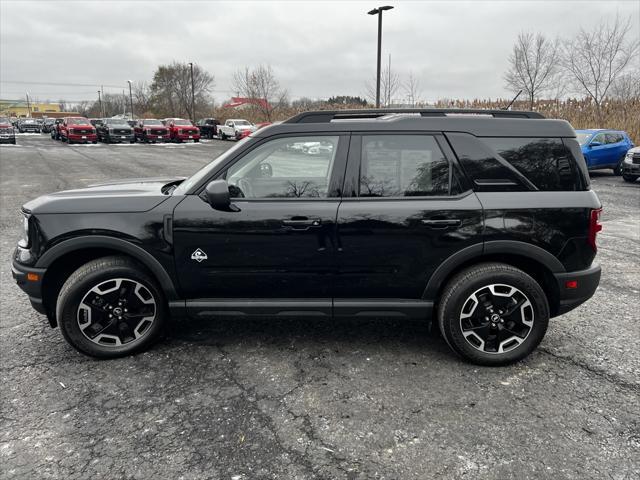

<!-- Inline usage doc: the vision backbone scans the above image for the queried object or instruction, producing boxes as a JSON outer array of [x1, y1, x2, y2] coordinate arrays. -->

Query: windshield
[[105, 119, 129, 126], [173, 137, 251, 195], [67, 118, 89, 125], [173, 120, 192, 126], [576, 133, 592, 145], [143, 119, 163, 126], [0, 117, 9, 124]]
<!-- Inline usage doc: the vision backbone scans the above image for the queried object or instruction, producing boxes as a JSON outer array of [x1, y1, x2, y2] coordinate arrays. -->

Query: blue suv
[[576, 129, 635, 175]]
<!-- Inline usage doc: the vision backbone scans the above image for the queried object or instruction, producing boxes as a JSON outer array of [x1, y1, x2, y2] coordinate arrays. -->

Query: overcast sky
[[1, 0, 638, 104]]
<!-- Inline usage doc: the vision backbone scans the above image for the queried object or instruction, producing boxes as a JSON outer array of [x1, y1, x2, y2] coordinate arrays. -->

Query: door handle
[[421, 218, 462, 228], [282, 218, 322, 230]]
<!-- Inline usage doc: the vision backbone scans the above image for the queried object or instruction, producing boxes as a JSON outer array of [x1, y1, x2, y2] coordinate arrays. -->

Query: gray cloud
[[1, 0, 638, 104]]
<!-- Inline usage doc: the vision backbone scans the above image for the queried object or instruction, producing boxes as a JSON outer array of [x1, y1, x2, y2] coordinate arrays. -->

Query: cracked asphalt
[[1, 134, 639, 479]]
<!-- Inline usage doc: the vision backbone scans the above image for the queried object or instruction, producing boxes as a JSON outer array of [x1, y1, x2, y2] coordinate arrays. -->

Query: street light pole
[[97, 90, 103, 117], [188, 62, 195, 123], [367, 5, 394, 108], [127, 80, 134, 121]]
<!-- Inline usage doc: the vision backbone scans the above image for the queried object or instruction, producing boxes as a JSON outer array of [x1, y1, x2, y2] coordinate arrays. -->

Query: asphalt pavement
[[1, 134, 639, 480]]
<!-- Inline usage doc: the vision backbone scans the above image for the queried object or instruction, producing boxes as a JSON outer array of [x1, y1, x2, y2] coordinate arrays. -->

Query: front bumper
[[107, 133, 135, 143], [553, 263, 601, 316], [12, 253, 48, 317], [173, 133, 200, 141], [142, 133, 170, 142], [0, 135, 16, 143], [68, 133, 97, 142], [622, 161, 640, 175]]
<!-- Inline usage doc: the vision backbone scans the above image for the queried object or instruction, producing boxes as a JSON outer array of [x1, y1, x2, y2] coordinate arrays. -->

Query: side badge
[[191, 248, 208, 263]]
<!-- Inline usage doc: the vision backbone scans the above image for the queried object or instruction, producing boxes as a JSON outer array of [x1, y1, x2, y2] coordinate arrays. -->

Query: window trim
[[195, 132, 350, 200], [347, 131, 468, 200]]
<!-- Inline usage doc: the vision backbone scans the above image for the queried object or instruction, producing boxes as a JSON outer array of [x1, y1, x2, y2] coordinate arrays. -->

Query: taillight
[[588, 208, 602, 252]]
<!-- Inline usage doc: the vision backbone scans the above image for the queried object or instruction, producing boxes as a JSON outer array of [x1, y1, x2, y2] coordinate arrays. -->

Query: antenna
[[503, 90, 523, 110]]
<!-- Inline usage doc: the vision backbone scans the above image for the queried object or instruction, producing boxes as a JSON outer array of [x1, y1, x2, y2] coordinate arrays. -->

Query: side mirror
[[202, 179, 239, 212], [590, 141, 602, 147]]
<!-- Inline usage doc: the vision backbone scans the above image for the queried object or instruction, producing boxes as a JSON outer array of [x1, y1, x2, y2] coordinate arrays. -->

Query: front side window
[[359, 135, 452, 197], [592, 133, 607, 144], [226, 136, 339, 199]]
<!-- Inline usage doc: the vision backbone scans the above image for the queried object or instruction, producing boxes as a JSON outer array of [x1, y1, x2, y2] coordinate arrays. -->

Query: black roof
[[255, 109, 576, 138]]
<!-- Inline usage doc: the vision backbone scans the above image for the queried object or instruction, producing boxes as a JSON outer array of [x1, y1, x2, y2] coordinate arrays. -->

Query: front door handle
[[282, 218, 322, 230], [421, 218, 462, 228]]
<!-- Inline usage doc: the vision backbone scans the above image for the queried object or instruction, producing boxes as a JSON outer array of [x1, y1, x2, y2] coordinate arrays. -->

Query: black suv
[[11, 109, 602, 365]]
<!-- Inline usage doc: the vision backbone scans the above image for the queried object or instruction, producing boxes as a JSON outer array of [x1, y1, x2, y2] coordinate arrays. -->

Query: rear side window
[[482, 137, 582, 191], [359, 135, 459, 197], [605, 133, 623, 144]]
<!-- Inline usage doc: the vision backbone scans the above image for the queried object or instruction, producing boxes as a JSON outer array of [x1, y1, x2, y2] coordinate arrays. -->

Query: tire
[[437, 262, 549, 366], [92, 141, 97, 144], [194, 138, 199, 143], [623, 174, 638, 183], [57, 256, 167, 358], [613, 157, 625, 176], [10, 138, 16, 145]]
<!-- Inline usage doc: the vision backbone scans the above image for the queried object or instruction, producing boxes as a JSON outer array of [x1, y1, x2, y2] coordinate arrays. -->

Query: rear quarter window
[[482, 137, 583, 191]]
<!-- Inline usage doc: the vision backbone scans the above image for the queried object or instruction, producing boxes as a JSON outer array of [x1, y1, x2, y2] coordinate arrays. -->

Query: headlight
[[625, 152, 633, 162], [18, 212, 30, 248], [69, 128, 75, 134]]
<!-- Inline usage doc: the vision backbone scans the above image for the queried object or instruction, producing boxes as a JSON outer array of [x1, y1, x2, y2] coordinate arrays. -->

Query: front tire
[[57, 256, 167, 358], [438, 263, 549, 366], [623, 174, 638, 183]]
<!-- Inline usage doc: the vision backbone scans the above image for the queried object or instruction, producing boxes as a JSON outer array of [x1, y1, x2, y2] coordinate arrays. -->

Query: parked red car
[[134, 119, 170, 143], [59, 117, 97, 144], [162, 118, 200, 143]]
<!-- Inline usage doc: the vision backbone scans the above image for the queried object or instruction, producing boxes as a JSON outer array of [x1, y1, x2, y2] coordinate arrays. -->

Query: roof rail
[[284, 108, 545, 123]]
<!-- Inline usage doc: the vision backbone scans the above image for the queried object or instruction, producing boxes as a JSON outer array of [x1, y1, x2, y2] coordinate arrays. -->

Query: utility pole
[[367, 6, 394, 108], [97, 90, 103, 117], [127, 80, 134, 120], [188, 62, 195, 123], [387, 53, 391, 107]]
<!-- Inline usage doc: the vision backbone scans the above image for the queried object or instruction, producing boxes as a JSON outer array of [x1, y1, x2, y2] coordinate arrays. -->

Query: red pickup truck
[[134, 119, 170, 143], [59, 117, 97, 144], [162, 118, 200, 143]]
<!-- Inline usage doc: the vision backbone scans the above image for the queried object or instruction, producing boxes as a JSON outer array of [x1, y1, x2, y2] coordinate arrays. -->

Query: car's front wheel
[[57, 256, 167, 358], [438, 263, 549, 366], [622, 174, 638, 183]]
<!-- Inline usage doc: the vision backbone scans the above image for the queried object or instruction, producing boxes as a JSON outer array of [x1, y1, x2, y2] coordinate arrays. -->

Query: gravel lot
[[1, 134, 639, 480]]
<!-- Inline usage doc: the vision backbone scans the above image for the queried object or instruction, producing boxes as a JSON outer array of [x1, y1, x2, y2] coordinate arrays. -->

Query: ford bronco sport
[[11, 109, 602, 365]]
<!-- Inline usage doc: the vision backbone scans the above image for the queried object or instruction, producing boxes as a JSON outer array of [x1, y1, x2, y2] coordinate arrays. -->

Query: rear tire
[[613, 158, 625, 176], [438, 262, 549, 366], [57, 256, 167, 358]]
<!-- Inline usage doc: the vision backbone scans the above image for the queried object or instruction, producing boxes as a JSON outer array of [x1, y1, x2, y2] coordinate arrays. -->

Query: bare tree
[[149, 62, 214, 119], [231, 65, 288, 121], [562, 15, 639, 126], [364, 58, 401, 107], [609, 69, 640, 100], [504, 32, 561, 109], [404, 71, 421, 106]]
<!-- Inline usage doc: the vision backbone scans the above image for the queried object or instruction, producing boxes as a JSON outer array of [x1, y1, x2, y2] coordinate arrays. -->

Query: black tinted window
[[359, 135, 452, 197], [483, 137, 581, 191]]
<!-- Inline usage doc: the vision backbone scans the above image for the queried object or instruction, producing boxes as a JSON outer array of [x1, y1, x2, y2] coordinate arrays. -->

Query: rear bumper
[[553, 263, 601, 316], [12, 253, 47, 316]]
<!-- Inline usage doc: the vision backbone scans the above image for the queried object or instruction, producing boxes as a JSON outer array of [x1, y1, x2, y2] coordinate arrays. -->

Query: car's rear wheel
[[438, 263, 549, 366], [57, 256, 167, 358], [613, 157, 625, 176]]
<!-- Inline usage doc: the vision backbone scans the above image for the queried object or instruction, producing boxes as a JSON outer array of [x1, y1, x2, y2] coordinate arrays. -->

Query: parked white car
[[217, 119, 256, 140]]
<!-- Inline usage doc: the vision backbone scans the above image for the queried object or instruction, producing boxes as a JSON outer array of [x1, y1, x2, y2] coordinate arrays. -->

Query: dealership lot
[[1, 135, 639, 479]]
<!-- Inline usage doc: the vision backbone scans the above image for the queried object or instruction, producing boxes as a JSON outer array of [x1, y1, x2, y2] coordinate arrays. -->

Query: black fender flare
[[36, 235, 179, 300], [422, 240, 565, 300]]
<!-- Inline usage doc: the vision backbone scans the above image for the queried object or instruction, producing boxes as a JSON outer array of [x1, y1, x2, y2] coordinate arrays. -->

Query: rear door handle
[[282, 218, 322, 230], [421, 218, 462, 228]]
